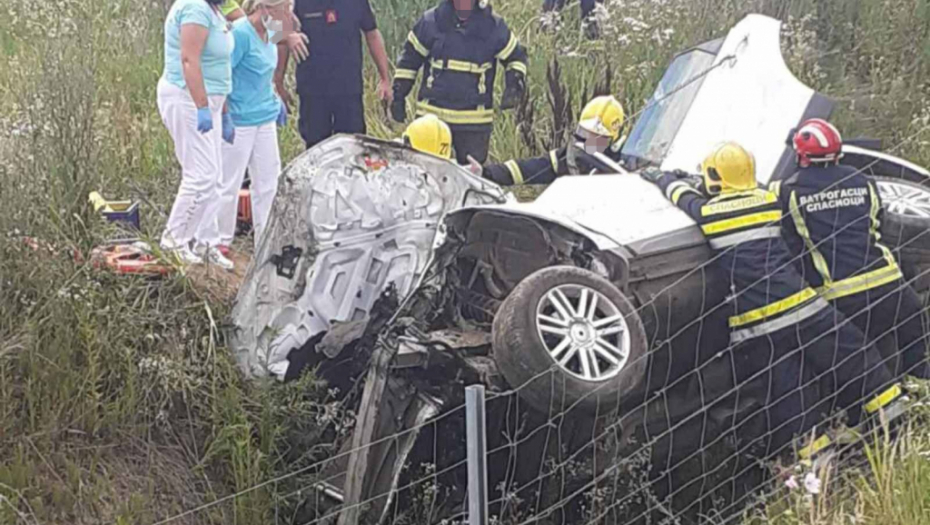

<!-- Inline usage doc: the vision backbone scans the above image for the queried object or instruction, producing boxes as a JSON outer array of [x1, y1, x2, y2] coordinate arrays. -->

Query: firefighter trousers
[[834, 281, 930, 380], [731, 308, 894, 458], [450, 125, 492, 165]]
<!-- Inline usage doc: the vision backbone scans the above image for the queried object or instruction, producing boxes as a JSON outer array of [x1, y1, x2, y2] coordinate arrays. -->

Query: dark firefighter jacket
[[656, 173, 828, 344], [771, 165, 902, 302], [394, 0, 528, 128], [483, 145, 622, 185]]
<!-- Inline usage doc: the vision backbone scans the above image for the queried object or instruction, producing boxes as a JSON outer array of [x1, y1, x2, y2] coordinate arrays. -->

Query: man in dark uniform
[[773, 118, 930, 381], [279, 0, 393, 148], [478, 95, 624, 185], [391, 0, 528, 165], [641, 142, 904, 460]]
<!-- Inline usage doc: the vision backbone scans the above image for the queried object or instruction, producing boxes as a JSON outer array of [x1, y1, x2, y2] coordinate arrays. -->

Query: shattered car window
[[622, 43, 720, 168]]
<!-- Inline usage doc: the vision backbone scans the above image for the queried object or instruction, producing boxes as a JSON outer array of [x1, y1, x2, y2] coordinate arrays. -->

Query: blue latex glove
[[196, 107, 213, 134], [276, 102, 288, 127], [222, 112, 235, 144]]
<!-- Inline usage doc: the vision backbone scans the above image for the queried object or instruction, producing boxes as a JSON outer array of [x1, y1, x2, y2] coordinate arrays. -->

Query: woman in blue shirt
[[157, 0, 236, 269], [217, 0, 290, 252]]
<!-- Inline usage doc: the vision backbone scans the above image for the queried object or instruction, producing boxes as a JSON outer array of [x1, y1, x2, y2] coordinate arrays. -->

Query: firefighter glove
[[500, 71, 526, 111], [640, 167, 664, 184], [391, 97, 407, 124]]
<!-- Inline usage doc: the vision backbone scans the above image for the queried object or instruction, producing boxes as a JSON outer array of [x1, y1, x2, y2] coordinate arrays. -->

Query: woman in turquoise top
[[217, 0, 290, 252], [157, 0, 236, 269]]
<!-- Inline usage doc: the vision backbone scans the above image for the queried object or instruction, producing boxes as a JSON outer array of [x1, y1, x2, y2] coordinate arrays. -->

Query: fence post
[[466, 384, 489, 525]]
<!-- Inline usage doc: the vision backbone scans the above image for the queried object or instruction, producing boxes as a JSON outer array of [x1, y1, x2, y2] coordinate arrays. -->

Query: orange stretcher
[[90, 243, 172, 276], [237, 188, 252, 227]]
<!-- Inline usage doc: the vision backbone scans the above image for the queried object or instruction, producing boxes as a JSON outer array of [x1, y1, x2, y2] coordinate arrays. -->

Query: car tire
[[491, 266, 648, 415], [875, 176, 930, 293]]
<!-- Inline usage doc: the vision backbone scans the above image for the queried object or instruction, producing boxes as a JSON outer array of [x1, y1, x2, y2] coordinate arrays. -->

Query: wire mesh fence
[[143, 103, 930, 525]]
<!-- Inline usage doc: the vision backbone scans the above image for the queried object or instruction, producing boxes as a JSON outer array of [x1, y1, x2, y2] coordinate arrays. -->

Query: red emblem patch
[[364, 157, 389, 171], [325, 9, 337, 24]]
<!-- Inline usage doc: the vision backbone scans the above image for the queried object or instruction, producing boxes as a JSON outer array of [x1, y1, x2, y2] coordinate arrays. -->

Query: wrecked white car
[[230, 13, 930, 524]]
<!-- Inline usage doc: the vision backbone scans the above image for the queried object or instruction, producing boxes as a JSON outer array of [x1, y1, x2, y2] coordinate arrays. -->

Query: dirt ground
[[186, 238, 253, 304]]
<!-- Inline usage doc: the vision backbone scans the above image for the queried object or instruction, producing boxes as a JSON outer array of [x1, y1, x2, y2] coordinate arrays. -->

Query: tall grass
[[742, 410, 930, 525], [360, 0, 930, 167], [2, 0, 930, 523]]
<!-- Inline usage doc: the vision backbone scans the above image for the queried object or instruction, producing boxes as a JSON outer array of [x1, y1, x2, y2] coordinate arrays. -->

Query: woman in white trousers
[[157, 0, 236, 269], [217, 0, 291, 253]]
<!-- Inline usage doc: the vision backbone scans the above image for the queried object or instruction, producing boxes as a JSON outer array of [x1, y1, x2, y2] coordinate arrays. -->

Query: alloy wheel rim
[[535, 284, 631, 382], [877, 180, 930, 219]]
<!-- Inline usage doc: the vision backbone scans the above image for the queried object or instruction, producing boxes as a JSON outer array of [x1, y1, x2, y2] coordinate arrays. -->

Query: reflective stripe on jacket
[[772, 165, 902, 301], [657, 174, 826, 343], [394, 0, 527, 126], [481, 146, 622, 186]]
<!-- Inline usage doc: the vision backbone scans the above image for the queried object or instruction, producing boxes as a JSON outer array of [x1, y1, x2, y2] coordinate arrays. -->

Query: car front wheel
[[491, 266, 648, 414]]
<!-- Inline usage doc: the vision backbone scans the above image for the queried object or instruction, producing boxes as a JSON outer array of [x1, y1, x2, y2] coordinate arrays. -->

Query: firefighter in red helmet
[[772, 118, 930, 382]]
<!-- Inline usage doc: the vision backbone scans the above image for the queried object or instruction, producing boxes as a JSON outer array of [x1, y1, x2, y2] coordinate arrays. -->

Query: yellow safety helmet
[[577, 95, 625, 142], [402, 114, 453, 159], [701, 142, 757, 195]]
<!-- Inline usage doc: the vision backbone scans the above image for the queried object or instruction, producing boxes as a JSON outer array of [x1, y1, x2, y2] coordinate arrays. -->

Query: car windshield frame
[[621, 39, 724, 170]]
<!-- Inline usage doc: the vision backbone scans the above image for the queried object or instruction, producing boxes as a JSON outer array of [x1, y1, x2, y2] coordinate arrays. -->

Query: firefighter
[[542, 0, 604, 39], [401, 114, 454, 160], [773, 119, 930, 381], [391, 0, 528, 165], [477, 95, 624, 185], [640, 142, 904, 459]]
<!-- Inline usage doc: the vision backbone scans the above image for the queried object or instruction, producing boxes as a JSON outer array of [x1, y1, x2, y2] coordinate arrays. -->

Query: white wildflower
[[539, 11, 562, 33], [803, 472, 821, 495]]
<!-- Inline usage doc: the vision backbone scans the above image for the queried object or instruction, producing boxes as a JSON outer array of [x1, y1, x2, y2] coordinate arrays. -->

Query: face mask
[[262, 13, 284, 43]]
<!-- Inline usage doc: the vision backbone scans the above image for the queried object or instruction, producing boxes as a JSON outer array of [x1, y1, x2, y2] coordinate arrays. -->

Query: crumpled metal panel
[[229, 135, 505, 379], [450, 175, 701, 253]]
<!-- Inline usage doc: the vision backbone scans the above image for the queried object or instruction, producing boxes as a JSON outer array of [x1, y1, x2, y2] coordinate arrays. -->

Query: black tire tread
[[491, 266, 647, 415]]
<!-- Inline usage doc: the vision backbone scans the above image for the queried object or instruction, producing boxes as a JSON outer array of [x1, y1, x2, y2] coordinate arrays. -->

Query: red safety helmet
[[793, 118, 843, 168]]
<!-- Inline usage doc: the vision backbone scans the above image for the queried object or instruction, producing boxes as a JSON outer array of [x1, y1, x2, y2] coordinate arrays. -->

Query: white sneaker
[[197, 245, 234, 271], [167, 245, 203, 266]]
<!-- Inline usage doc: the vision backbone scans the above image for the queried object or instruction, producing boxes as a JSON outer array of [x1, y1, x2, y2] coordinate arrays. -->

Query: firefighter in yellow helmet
[[478, 95, 625, 186], [402, 114, 453, 159], [641, 142, 905, 461], [391, 0, 528, 165]]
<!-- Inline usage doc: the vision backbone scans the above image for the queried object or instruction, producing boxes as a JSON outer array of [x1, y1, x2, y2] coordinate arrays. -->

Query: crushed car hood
[[229, 135, 506, 379], [450, 175, 705, 256]]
